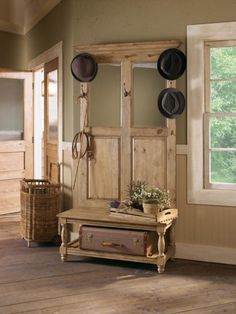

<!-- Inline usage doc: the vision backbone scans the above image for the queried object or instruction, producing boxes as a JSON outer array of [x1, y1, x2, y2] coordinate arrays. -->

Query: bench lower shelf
[[60, 245, 175, 272]]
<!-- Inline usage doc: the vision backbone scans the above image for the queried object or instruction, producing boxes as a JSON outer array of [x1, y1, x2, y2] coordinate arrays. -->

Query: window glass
[[210, 47, 236, 113], [208, 45, 236, 188], [47, 70, 58, 142], [0, 78, 24, 141], [211, 151, 236, 184], [210, 116, 236, 148], [210, 80, 236, 112], [211, 47, 236, 80]]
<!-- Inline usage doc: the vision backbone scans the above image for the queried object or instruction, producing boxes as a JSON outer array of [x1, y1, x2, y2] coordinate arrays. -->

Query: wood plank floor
[[0, 221, 236, 314]]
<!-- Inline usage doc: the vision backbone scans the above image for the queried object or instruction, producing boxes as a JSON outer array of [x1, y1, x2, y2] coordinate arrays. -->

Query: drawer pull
[[102, 241, 123, 248]]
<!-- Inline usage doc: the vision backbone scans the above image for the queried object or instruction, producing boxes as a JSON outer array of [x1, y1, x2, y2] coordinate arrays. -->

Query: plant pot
[[142, 201, 161, 215]]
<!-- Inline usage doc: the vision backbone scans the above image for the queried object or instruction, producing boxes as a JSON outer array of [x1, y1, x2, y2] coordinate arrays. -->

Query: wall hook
[[79, 84, 88, 99], [123, 83, 131, 97]]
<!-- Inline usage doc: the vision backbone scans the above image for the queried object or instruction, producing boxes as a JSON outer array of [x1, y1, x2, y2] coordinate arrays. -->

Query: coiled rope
[[72, 92, 92, 190]]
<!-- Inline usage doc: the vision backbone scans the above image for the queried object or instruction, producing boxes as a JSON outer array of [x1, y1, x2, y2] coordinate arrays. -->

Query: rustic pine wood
[[57, 207, 177, 273], [76, 41, 177, 208], [75, 40, 181, 63], [0, 221, 236, 314], [72, 41, 178, 272]]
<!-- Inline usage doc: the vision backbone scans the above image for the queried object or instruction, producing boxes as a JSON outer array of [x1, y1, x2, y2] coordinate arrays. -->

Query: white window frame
[[187, 22, 236, 206]]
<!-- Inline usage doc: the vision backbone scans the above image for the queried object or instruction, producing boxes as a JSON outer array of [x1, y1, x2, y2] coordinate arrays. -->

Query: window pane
[[211, 151, 236, 184], [211, 80, 236, 112], [210, 116, 236, 148], [0, 78, 24, 141], [133, 63, 165, 127], [211, 46, 236, 80], [90, 64, 121, 127], [47, 70, 58, 142]]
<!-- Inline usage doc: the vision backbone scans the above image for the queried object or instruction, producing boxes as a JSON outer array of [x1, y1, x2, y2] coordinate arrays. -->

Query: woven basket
[[20, 178, 61, 246]]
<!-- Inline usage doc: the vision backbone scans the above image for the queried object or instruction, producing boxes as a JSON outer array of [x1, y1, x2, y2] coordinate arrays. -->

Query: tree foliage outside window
[[209, 46, 236, 184]]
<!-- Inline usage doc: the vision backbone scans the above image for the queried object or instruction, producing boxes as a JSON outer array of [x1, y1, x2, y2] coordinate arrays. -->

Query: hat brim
[[71, 53, 98, 82], [158, 88, 185, 119], [157, 48, 186, 80]]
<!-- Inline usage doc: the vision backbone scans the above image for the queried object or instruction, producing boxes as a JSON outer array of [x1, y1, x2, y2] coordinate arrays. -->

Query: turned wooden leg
[[157, 265, 165, 274], [60, 223, 68, 262], [158, 231, 165, 256], [157, 229, 166, 273], [61, 254, 67, 262]]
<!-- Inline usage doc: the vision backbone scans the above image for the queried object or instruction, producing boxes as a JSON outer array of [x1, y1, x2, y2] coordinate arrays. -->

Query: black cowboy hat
[[157, 48, 186, 80], [157, 88, 185, 119], [71, 53, 98, 82]]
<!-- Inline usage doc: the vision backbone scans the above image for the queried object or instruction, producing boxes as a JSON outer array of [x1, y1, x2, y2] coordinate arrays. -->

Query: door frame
[[28, 42, 63, 178]]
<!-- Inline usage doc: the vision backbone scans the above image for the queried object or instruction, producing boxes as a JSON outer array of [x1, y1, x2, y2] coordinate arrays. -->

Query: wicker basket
[[20, 178, 61, 247]]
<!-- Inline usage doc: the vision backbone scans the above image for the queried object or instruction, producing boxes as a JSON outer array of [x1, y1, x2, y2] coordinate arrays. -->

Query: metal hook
[[123, 83, 131, 97], [79, 84, 88, 99]]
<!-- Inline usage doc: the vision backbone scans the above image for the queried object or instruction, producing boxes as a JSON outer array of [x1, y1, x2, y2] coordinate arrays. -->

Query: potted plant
[[142, 186, 171, 215], [127, 180, 147, 210]]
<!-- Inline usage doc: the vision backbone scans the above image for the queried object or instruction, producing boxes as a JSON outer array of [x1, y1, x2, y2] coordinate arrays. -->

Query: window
[[204, 43, 236, 189], [187, 22, 236, 206]]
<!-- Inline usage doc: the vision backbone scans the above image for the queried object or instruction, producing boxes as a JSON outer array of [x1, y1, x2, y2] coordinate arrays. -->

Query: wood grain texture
[[0, 180, 21, 215], [88, 137, 120, 200], [0, 221, 236, 314], [75, 40, 181, 63], [132, 137, 166, 188]]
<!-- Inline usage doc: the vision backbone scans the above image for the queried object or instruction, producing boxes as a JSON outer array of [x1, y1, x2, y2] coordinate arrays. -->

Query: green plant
[[127, 180, 147, 208], [142, 186, 171, 210], [127, 181, 171, 210]]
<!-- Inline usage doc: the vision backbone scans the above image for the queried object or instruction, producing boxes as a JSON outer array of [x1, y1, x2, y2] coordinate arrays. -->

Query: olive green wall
[[25, 0, 75, 141], [73, 0, 236, 144], [0, 31, 24, 69]]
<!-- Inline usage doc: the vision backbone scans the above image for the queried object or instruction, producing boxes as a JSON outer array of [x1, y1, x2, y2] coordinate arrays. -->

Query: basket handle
[[49, 162, 60, 184]]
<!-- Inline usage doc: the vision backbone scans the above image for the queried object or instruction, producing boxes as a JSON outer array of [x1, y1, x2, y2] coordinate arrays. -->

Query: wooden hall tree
[[73, 41, 181, 208]]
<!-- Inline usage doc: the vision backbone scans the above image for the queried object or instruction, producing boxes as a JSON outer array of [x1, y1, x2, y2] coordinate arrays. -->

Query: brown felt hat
[[157, 48, 186, 80], [157, 88, 185, 119], [71, 53, 98, 82]]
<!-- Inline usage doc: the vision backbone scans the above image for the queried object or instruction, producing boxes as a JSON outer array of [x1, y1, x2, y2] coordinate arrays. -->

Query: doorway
[[34, 58, 59, 183], [30, 42, 63, 188]]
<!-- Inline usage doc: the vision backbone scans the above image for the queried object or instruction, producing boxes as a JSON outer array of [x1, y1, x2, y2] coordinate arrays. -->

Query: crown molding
[[23, 0, 62, 35], [0, 0, 62, 35], [0, 19, 24, 35]]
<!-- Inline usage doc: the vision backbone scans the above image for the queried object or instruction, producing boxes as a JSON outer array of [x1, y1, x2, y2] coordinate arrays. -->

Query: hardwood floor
[[0, 221, 236, 314]]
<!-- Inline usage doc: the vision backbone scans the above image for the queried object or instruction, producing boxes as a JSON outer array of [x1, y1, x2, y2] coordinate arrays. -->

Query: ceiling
[[0, 0, 62, 35]]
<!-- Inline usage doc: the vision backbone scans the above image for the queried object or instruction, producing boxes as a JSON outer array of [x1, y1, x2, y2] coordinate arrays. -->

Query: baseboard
[[176, 242, 236, 265]]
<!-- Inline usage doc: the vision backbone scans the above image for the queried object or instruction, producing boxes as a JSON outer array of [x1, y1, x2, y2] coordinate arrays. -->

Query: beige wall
[[176, 155, 236, 249]]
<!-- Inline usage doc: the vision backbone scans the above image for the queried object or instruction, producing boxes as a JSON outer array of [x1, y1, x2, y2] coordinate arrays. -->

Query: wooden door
[[0, 71, 33, 215], [44, 58, 59, 183]]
